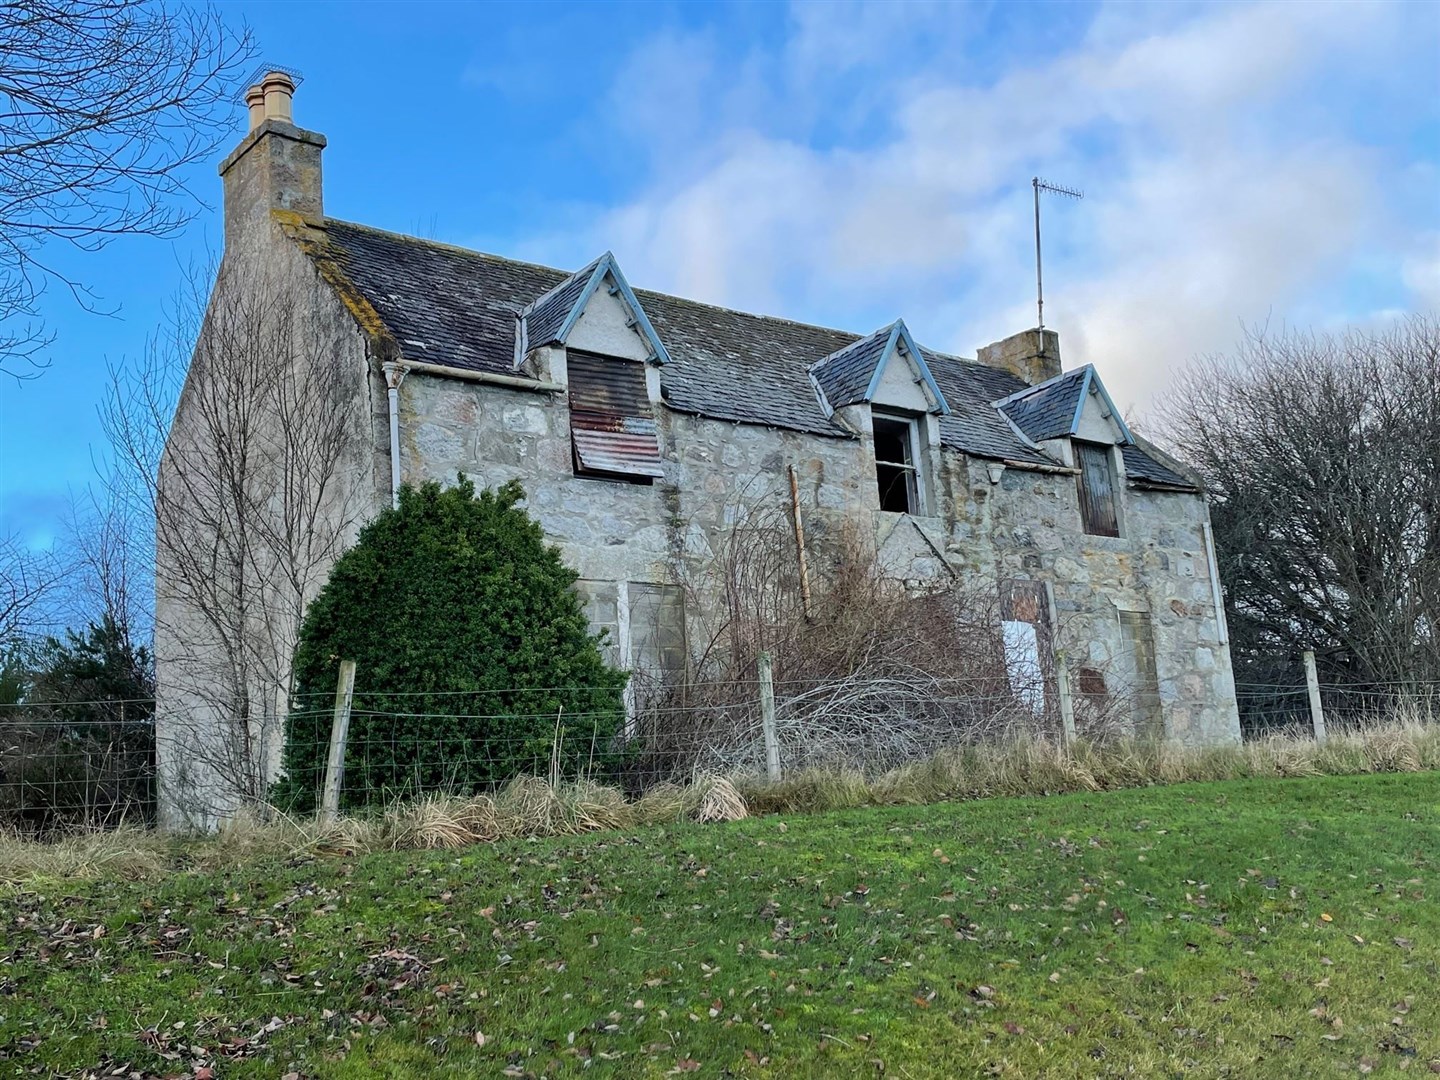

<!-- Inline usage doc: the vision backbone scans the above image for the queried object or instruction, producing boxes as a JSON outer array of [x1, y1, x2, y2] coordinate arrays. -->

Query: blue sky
[[2, 0, 1438, 551]]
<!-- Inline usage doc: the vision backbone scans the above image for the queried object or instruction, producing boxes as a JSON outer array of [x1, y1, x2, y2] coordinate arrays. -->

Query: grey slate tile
[[997, 368, 1089, 442], [314, 219, 1072, 469]]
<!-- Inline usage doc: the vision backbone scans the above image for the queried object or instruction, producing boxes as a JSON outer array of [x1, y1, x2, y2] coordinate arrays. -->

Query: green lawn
[[2, 773, 1438, 1078]]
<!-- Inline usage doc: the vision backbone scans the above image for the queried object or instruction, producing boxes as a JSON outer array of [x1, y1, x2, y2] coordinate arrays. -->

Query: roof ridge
[[809, 321, 893, 372], [323, 217, 574, 277], [520, 252, 606, 317]]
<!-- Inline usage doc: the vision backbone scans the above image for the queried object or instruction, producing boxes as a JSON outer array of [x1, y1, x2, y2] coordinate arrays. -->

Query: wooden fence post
[[321, 660, 357, 822], [1303, 650, 1327, 744], [1055, 651, 1077, 750], [758, 650, 781, 783]]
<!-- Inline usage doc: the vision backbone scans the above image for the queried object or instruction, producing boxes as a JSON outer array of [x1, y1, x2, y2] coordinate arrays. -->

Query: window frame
[[871, 411, 925, 515]]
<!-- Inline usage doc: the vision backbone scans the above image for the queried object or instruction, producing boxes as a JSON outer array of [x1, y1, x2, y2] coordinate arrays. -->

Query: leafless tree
[[57, 483, 150, 646], [1158, 315, 1440, 696], [0, 531, 68, 645], [0, 0, 254, 375], [103, 262, 365, 819]]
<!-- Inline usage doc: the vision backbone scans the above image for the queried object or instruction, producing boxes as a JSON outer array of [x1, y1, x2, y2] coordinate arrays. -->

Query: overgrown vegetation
[[273, 479, 628, 813], [634, 499, 1092, 783], [2, 771, 1435, 1077]]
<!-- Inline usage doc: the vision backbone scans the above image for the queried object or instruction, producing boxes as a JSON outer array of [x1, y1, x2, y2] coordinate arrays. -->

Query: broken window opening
[[999, 579, 1055, 721], [873, 414, 920, 514], [1075, 440, 1120, 537]]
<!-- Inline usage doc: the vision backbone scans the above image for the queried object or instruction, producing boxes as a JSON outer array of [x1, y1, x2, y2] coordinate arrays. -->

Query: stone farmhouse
[[156, 75, 1240, 823]]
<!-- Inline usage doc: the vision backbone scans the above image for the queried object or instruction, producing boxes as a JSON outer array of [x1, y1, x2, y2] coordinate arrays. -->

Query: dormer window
[[1075, 440, 1119, 536], [567, 351, 664, 484], [873, 413, 922, 514]]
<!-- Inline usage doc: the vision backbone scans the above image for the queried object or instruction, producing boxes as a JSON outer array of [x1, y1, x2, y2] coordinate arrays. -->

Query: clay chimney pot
[[260, 70, 295, 124], [244, 84, 265, 131]]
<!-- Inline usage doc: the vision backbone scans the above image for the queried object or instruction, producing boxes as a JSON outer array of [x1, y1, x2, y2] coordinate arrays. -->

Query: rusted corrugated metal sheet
[[568, 351, 665, 478]]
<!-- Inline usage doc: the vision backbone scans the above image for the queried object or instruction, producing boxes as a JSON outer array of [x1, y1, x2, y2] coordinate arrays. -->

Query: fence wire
[[2, 673, 1435, 834]]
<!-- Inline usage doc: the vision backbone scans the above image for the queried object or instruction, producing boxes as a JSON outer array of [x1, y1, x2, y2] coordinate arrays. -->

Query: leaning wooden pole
[[321, 660, 357, 823], [787, 464, 814, 621]]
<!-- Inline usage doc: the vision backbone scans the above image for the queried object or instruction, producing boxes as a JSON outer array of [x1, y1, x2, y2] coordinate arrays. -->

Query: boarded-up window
[[1075, 441, 1120, 536], [629, 583, 687, 684], [574, 579, 622, 668], [1118, 609, 1162, 738], [567, 351, 664, 482], [573, 578, 685, 705]]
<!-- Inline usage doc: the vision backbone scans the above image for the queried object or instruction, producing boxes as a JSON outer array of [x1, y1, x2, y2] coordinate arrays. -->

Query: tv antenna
[[1032, 177, 1083, 333]]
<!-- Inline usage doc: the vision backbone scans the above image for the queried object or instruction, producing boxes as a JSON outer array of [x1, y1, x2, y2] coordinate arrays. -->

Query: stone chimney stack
[[219, 69, 325, 254], [977, 328, 1062, 386]]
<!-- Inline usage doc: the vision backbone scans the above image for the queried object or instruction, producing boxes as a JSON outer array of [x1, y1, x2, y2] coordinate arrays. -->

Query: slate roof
[[310, 219, 1187, 482], [1122, 445, 1196, 489], [927, 354, 1052, 465], [997, 367, 1090, 442], [809, 326, 894, 409], [523, 257, 599, 346]]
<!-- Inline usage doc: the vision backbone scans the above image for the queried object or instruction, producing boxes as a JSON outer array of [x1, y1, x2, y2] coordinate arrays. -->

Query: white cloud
[[1402, 233, 1440, 310], [529, 0, 1437, 411]]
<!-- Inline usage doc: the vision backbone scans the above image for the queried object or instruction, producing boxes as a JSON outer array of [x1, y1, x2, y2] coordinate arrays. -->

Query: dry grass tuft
[[0, 826, 169, 882], [3, 720, 1436, 884], [632, 781, 687, 823], [687, 775, 748, 823]]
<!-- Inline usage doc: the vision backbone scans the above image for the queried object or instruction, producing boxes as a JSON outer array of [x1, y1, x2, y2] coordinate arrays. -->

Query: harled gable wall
[[154, 215, 390, 829]]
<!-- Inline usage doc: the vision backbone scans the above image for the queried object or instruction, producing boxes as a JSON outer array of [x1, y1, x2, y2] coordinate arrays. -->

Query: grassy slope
[[2, 773, 1437, 1078]]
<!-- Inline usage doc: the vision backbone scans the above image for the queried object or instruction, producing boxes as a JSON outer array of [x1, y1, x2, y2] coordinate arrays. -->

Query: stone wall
[[397, 367, 1241, 747]]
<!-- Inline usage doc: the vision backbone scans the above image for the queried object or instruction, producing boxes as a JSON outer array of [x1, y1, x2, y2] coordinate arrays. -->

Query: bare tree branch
[[103, 259, 364, 821], [0, 530, 68, 644], [1156, 315, 1440, 694], [0, 0, 255, 375]]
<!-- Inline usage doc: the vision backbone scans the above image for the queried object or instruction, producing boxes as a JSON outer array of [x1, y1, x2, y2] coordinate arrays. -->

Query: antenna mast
[[1032, 177, 1083, 332]]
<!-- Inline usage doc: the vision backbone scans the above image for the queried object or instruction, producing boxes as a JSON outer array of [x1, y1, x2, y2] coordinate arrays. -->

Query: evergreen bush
[[273, 478, 628, 812]]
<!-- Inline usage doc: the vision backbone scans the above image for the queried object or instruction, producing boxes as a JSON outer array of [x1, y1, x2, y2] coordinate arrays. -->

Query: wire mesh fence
[[2, 668, 1435, 834]]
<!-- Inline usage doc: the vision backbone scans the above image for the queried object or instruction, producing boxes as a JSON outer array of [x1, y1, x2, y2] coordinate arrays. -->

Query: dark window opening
[[1075, 440, 1120, 536], [873, 415, 919, 514], [567, 350, 664, 483]]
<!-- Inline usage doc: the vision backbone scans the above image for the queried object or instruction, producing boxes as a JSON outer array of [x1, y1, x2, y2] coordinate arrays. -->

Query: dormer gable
[[808, 319, 951, 419], [520, 252, 670, 367], [992, 364, 1133, 446]]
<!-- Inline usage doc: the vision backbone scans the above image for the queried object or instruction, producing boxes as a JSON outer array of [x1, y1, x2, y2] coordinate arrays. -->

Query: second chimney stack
[[977, 328, 1062, 386]]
